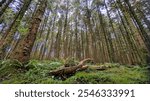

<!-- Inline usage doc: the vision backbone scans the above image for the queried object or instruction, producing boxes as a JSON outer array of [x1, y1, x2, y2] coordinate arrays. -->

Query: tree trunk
[[0, 0, 32, 60], [104, 0, 116, 62], [96, 4, 111, 62], [124, 0, 150, 53], [9, 0, 47, 64], [54, 18, 62, 59]]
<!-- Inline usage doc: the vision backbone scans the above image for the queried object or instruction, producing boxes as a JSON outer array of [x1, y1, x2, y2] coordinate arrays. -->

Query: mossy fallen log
[[89, 65, 111, 71], [48, 58, 93, 76]]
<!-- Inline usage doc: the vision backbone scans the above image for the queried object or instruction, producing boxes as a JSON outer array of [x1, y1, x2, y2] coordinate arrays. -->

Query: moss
[[63, 72, 113, 84], [0, 60, 149, 84], [35, 78, 62, 84], [63, 65, 149, 84], [2, 74, 26, 84], [64, 57, 78, 67], [0, 60, 23, 83]]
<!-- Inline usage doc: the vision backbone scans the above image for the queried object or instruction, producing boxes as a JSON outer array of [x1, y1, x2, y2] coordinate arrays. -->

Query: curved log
[[48, 58, 93, 76]]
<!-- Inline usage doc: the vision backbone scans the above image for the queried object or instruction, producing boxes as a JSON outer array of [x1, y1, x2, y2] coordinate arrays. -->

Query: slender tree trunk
[[85, 24, 90, 58], [116, 0, 144, 63], [116, 0, 139, 64], [62, 0, 69, 58], [123, 0, 150, 53], [104, 0, 116, 62], [84, 0, 96, 60], [96, 5, 111, 62], [54, 18, 62, 59]]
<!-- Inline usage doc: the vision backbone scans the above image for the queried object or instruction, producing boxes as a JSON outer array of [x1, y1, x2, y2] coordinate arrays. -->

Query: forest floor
[[0, 59, 149, 84]]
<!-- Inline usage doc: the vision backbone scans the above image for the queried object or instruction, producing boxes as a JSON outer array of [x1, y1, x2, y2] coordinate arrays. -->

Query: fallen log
[[98, 65, 112, 70], [48, 58, 93, 76], [77, 65, 89, 71], [89, 65, 111, 71]]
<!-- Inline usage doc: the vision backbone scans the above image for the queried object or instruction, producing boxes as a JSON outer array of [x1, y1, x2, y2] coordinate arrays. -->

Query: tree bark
[[124, 0, 150, 53], [0, 0, 32, 60], [9, 0, 47, 64]]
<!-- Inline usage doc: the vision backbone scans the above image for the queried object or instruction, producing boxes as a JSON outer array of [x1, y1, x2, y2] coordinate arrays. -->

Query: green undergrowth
[[0, 60, 149, 84]]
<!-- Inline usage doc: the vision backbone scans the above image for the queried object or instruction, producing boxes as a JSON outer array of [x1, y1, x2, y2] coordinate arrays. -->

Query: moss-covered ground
[[0, 60, 149, 84]]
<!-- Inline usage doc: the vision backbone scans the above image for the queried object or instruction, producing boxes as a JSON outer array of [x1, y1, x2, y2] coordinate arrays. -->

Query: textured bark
[[0, 0, 32, 59], [9, 0, 47, 63]]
